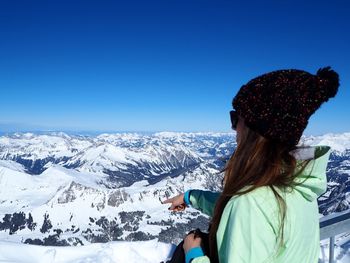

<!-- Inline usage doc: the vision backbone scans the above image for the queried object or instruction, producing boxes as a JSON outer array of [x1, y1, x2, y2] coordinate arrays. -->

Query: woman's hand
[[162, 193, 186, 211], [183, 233, 202, 253]]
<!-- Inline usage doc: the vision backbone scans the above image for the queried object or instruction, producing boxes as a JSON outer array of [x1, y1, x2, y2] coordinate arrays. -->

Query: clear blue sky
[[0, 0, 349, 134]]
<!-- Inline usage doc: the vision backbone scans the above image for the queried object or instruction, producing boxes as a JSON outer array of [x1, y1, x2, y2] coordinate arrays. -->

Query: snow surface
[[0, 239, 349, 263], [0, 240, 175, 263]]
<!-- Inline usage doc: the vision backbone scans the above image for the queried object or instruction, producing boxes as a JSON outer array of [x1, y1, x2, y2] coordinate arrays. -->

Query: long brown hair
[[208, 123, 310, 262]]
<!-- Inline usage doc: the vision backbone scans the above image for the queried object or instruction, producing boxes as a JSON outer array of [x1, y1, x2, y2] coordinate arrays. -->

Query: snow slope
[[0, 239, 349, 263], [0, 240, 175, 263]]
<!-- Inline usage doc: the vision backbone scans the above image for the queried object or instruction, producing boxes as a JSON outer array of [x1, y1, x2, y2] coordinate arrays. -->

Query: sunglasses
[[230, 110, 238, 130]]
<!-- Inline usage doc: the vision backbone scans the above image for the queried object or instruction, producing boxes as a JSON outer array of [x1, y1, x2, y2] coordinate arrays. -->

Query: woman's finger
[[185, 233, 195, 241], [161, 197, 174, 204]]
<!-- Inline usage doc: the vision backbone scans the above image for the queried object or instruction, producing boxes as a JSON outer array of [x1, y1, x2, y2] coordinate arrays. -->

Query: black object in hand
[[165, 229, 209, 263]]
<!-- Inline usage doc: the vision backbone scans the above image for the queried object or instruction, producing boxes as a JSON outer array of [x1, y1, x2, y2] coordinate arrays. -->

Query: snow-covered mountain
[[301, 133, 350, 215], [0, 132, 349, 257], [0, 132, 233, 187], [0, 132, 232, 246]]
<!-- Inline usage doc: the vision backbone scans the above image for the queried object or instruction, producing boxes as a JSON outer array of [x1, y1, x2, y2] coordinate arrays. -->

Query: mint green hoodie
[[188, 146, 331, 263]]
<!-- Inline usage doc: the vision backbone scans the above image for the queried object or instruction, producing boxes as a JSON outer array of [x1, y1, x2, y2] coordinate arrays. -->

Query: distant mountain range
[[0, 132, 349, 246]]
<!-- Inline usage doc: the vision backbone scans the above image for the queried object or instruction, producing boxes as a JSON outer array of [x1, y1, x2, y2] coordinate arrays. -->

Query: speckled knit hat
[[232, 67, 340, 146]]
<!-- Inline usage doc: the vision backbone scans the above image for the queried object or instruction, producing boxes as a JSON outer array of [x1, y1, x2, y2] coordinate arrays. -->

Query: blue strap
[[185, 247, 204, 263], [184, 190, 192, 206]]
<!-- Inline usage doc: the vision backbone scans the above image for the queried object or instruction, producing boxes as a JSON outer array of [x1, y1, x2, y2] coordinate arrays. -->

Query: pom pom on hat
[[316, 66, 339, 100]]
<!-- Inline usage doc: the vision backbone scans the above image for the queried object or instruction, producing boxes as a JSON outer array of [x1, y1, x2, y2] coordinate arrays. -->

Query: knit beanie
[[232, 67, 340, 146]]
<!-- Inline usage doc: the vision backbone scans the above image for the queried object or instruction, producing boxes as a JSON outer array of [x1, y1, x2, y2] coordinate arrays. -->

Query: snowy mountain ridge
[[0, 131, 349, 261], [301, 132, 350, 154], [0, 132, 221, 187]]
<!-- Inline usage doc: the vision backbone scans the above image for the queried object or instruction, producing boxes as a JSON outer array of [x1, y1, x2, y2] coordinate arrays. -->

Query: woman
[[163, 67, 340, 263]]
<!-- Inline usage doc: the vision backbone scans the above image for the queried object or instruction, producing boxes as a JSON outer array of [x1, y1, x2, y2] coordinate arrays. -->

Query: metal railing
[[320, 209, 350, 263]]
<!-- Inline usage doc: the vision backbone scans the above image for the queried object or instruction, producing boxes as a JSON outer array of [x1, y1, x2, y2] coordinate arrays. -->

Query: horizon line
[[1, 130, 350, 137]]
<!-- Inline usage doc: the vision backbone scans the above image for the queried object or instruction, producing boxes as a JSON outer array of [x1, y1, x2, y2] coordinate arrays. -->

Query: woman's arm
[[187, 190, 220, 217], [162, 190, 220, 216]]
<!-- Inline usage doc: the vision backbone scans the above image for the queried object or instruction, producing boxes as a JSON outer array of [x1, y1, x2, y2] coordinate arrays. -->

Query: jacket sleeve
[[188, 190, 220, 217]]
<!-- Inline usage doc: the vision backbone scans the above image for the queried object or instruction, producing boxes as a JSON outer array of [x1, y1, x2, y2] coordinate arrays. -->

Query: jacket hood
[[291, 145, 331, 201]]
